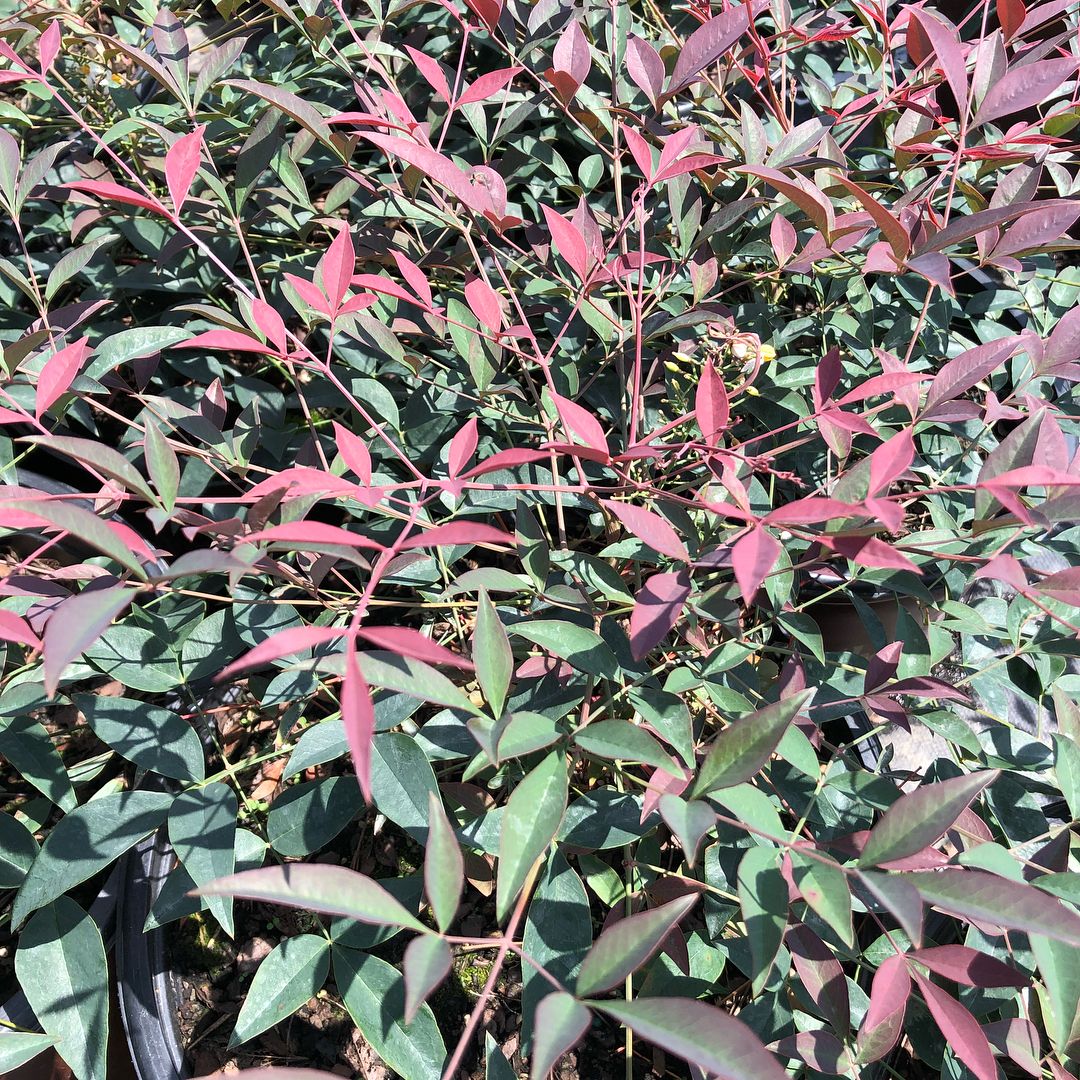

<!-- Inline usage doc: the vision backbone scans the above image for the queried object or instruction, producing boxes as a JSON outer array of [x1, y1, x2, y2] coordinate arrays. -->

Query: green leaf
[[369, 732, 439, 843], [658, 795, 716, 867], [267, 776, 362, 857], [85, 326, 190, 379], [497, 750, 568, 921], [511, 620, 619, 679], [485, 1033, 517, 1080], [403, 934, 453, 1024], [574, 719, 683, 777], [905, 869, 1080, 946], [230, 935, 330, 1047], [73, 694, 204, 781], [22, 436, 157, 505], [0, 715, 77, 811], [690, 690, 815, 798], [858, 771, 998, 868], [529, 993, 591, 1080], [12, 791, 172, 927], [0, 1033, 57, 1074], [143, 417, 180, 513], [558, 789, 653, 849], [199, 865, 427, 932], [169, 782, 237, 936], [83, 624, 183, 692], [357, 651, 484, 715], [0, 810, 38, 887], [789, 851, 854, 948], [1053, 733, 1080, 821], [334, 948, 447, 1080], [1031, 934, 1080, 1059], [576, 894, 697, 997], [516, 502, 550, 589], [15, 898, 108, 1080], [592, 998, 788, 1080], [521, 849, 592, 1051], [425, 791, 464, 933], [474, 590, 512, 717], [737, 846, 788, 995], [629, 687, 694, 768]]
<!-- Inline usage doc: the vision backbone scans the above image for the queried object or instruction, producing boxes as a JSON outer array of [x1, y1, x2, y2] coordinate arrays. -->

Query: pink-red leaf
[[217, 626, 347, 680], [551, 391, 609, 455], [908, 9, 969, 122], [42, 586, 135, 697], [251, 299, 287, 353], [923, 337, 1018, 414], [603, 500, 689, 562], [869, 428, 915, 495], [177, 329, 274, 354], [243, 522, 385, 550], [448, 418, 479, 478], [666, 1, 765, 96], [626, 36, 664, 103], [456, 65, 522, 106], [740, 166, 834, 236], [991, 201, 1080, 259], [63, 180, 163, 214], [321, 223, 355, 310], [975, 57, 1078, 125], [542, 205, 591, 281], [35, 336, 91, 421], [630, 570, 691, 660], [732, 526, 780, 606], [397, 521, 512, 550], [355, 626, 473, 669], [0, 609, 42, 650], [38, 21, 61, 75], [333, 422, 372, 486], [832, 174, 910, 259], [461, 447, 550, 478], [343, 636, 375, 802], [909, 945, 1028, 988], [858, 954, 910, 1063], [165, 125, 205, 213], [695, 359, 729, 444], [911, 971, 997, 1080], [403, 46, 451, 101], [362, 132, 483, 211], [552, 19, 591, 88], [463, 277, 504, 332]]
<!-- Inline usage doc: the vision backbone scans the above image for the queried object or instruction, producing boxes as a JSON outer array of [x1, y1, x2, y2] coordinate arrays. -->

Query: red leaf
[[621, 124, 654, 180], [392, 251, 434, 308], [770, 215, 797, 264], [991, 201, 1080, 259], [973, 552, 1028, 590], [397, 521, 513, 550], [630, 570, 691, 660], [869, 428, 915, 495], [1044, 306, 1080, 370], [909, 945, 1028, 988], [786, 925, 850, 1034], [740, 165, 834, 236], [218, 625, 346, 680], [542, 205, 591, 281], [923, 337, 1019, 415], [911, 971, 998, 1080], [363, 132, 485, 211], [552, 19, 591, 88], [834, 370, 928, 406], [997, 0, 1026, 38], [858, 954, 910, 1062], [165, 124, 205, 213], [448, 418, 479, 478], [64, 180, 163, 214], [908, 9, 969, 122], [665, 0, 765, 96], [695, 359, 729, 444], [38, 21, 61, 75], [403, 45, 451, 101], [35, 336, 91, 421], [333, 422, 372, 485], [626, 36, 664, 103], [832, 174, 910, 259], [732, 526, 779, 606], [251, 299, 287, 353], [177, 329, 273, 354], [343, 635, 375, 802], [243, 522, 385, 550], [551, 391, 609, 456], [463, 0, 501, 30], [457, 66, 522, 106], [464, 277, 504, 332], [321, 222, 355, 310], [283, 273, 333, 317], [975, 57, 1078, 126], [1034, 566, 1080, 605], [764, 497, 862, 526], [0, 609, 42, 650], [834, 535, 919, 572], [355, 626, 473, 669], [461, 447, 550, 478], [602, 500, 689, 562], [814, 347, 843, 408]]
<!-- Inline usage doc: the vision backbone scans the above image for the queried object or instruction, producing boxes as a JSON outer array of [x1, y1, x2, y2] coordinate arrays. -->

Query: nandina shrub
[[2, 1, 1080, 1078]]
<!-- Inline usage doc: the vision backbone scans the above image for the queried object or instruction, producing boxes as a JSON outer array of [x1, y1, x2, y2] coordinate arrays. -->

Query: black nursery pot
[[117, 833, 189, 1080]]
